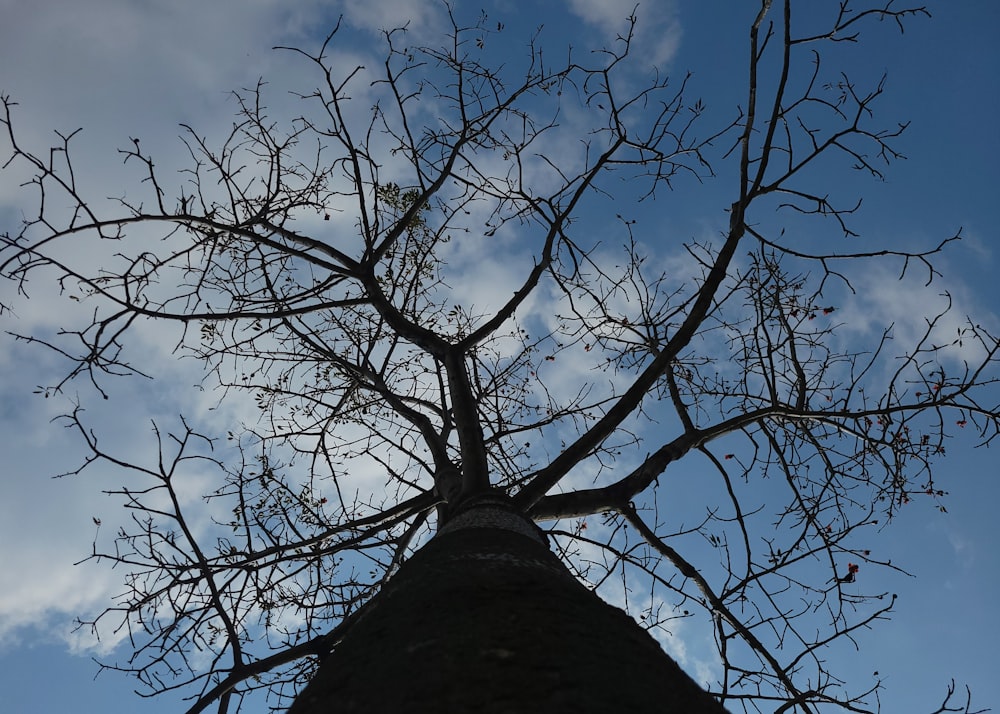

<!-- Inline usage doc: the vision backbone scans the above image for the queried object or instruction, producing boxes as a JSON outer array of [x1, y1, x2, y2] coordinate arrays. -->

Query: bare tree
[[1, 2, 996, 713]]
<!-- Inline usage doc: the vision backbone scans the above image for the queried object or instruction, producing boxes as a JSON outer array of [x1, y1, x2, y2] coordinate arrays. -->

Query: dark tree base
[[289, 495, 729, 713]]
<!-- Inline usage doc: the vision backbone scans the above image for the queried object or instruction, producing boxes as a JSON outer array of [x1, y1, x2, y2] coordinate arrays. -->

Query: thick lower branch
[[516, 202, 748, 509]]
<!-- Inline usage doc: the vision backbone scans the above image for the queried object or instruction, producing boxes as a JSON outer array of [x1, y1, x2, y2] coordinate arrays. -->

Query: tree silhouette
[[1, 2, 996, 713]]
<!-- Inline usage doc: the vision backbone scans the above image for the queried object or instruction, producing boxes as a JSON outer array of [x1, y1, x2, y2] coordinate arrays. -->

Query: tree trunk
[[288, 493, 729, 713]]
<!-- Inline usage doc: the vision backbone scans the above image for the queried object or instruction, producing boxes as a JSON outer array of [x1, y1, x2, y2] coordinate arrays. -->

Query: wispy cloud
[[834, 258, 998, 374], [566, 0, 682, 68]]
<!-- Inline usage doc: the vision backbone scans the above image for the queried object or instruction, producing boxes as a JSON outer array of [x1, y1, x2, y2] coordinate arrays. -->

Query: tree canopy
[[1, 2, 996, 713]]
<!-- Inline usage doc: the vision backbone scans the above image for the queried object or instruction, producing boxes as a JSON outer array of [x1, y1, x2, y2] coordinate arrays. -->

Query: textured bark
[[288, 494, 729, 713]]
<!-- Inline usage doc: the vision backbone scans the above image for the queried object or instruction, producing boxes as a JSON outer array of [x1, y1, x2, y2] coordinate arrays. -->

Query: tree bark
[[288, 493, 729, 713]]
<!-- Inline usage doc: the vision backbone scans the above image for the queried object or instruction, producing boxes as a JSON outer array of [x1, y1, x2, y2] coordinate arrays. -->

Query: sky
[[0, 1, 998, 713]]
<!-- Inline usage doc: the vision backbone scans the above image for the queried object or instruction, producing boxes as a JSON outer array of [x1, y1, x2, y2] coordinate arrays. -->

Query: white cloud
[[0, 408, 124, 650], [833, 259, 998, 377], [339, 0, 444, 37], [946, 529, 974, 569], [566, 0, 682, 68], [0, 325, 226, 650]]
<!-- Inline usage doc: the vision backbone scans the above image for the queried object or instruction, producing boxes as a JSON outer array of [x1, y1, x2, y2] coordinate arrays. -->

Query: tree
[[1, 2, 996, 713]]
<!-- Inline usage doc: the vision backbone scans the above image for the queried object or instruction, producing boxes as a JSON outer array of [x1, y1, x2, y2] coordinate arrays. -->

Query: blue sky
[[0, 1, 997, 713]]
